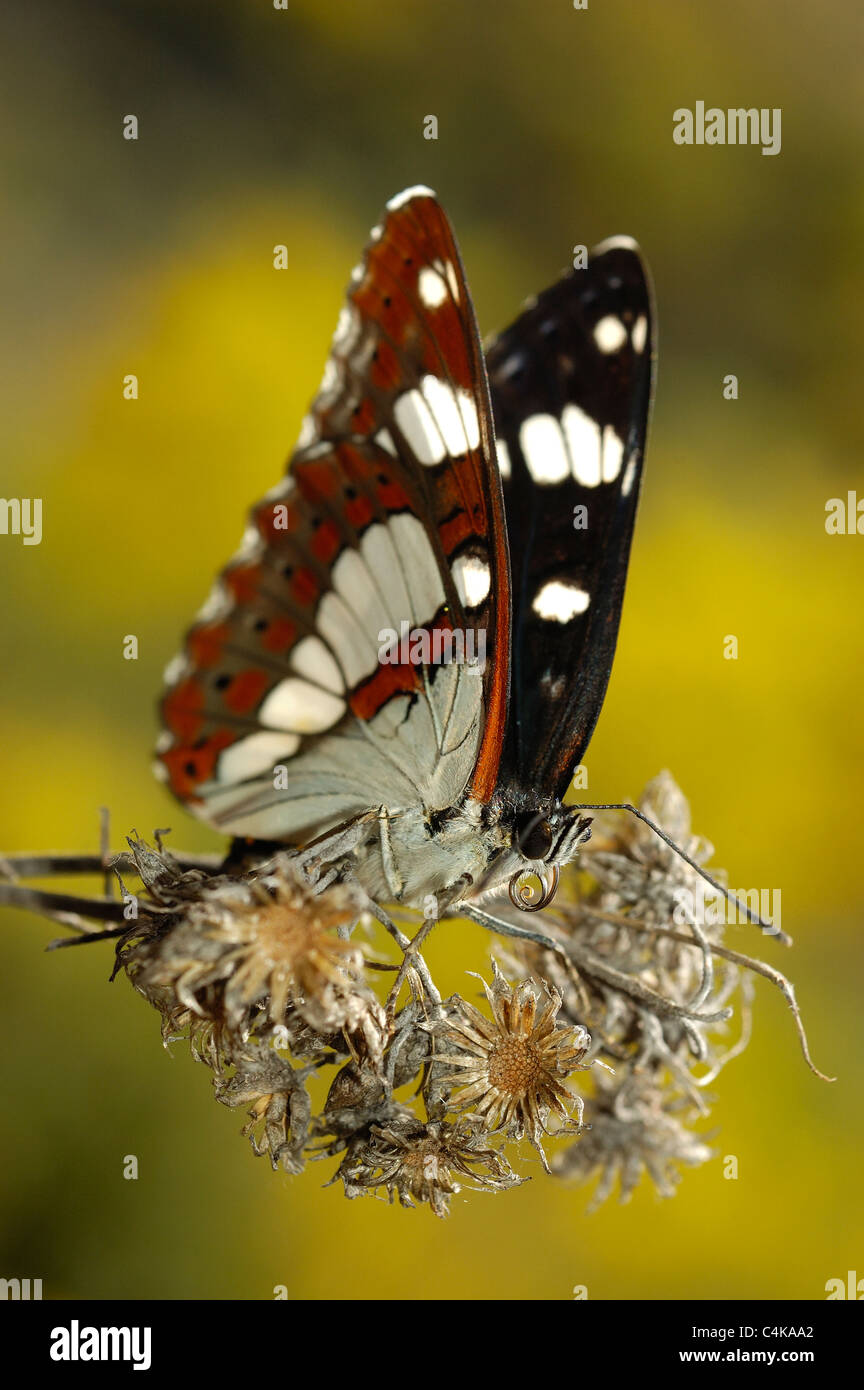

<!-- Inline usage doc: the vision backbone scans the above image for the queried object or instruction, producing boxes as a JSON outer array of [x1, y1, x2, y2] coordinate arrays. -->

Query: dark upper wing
[[156, 188, 512, 842], [485, 237, 654, 801]]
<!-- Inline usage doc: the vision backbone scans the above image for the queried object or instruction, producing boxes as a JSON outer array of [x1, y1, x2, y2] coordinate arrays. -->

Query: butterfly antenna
[[575, 802, 791, 947]]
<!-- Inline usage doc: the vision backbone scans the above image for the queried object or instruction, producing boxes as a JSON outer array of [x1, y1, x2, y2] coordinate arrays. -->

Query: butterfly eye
[[509, 864, 560, 913], [516, 815, 554, 860]]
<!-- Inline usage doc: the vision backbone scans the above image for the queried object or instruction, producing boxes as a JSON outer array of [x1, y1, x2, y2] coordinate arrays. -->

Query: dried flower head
[[218, 875, 363, 1029], [128, 861, 380, 1045], [553, 1072, 715, 1209], [434, 964, 591, 1171], [332, 1113, 523, 1217], [214, 1048, 313, 1174]]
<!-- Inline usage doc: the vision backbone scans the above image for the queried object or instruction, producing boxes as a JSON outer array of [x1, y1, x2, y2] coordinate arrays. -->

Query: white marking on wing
[[496, 438, 512, 478], [299, 440, 332, 461], [595, 235, 639, 254], [332, 305, 360, 352], [519, 413, 569, 484], [418, 266, 448, 308], [331, 546, 393, 646], [237, 524, 264, 560], [196, 580, 232, 624], [258, 677, 346, 733], [594, 315, 628, 354], [422, 374, 479, 453], [320, 359, 339, 393], [452, 554, 491, 609], [440, 259, 460, 301], [262, 474, 297, 502], [219, 731, 301, 784], [393, 376, 479, 465], [290, 635, 345, 694], [498, 351, 527, 382], [361, 523, 416, 627], [386, 185, 436, 211], [532, 579, 590, 623], [601, 426, 625, 482], [632, 314, 648, 354], [296, 415, 317, 448], [394, 387, 443, 464], [389, 513, 446, 624], [374, 428, 397, 456], [317, 590, 379, 686], [561, 403, 601, 488], [162, 654, 189, 686], [621, 455, 639, 496]]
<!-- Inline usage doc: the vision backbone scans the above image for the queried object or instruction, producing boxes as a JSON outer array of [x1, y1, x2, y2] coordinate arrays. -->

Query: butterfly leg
[[456, 900, 570, 955], [376, 805, 405, 902], [271, 810, 378, 889]]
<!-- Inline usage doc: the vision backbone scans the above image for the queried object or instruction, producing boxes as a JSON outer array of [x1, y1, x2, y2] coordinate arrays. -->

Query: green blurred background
[[1, 0, 861, 1301]]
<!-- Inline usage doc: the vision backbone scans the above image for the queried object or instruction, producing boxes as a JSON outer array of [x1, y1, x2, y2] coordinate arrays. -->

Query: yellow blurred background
[[1, 0, 861, 1300]]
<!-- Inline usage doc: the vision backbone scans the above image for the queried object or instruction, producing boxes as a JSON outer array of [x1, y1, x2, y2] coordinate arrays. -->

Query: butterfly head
[[505, 805, 593, 913]]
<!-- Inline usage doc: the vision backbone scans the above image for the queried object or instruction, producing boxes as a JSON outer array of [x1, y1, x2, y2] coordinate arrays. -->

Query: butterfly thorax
[[346, 797, 506, 909], [347, 794, 593, 913]]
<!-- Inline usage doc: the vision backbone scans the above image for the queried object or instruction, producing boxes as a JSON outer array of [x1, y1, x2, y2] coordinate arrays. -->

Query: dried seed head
[[125, 858, 382, 1047], [434, 964, 591, 1171], [332, 1114, 524, 1217], [215, 1047, 312, 1174], [222, 879, 362, 1026], [553, 1072, 715, 1209]]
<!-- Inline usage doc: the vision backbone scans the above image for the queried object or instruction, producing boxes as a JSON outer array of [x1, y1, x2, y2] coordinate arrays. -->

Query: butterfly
[[155, 186, 654, 921]]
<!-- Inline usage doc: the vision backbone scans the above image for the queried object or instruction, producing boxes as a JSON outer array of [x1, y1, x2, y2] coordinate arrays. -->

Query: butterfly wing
[[486, 238, 654, 801], [156, 188, 511, 842]]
